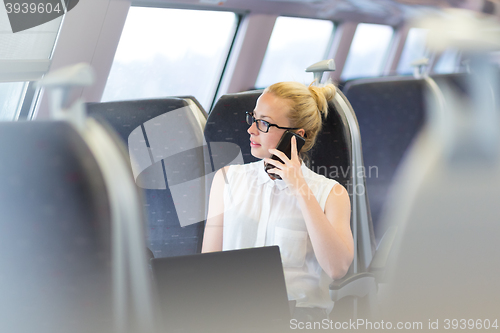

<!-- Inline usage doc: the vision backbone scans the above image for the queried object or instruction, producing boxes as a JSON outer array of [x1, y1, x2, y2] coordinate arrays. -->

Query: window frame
[[209, 13, 242, 111]]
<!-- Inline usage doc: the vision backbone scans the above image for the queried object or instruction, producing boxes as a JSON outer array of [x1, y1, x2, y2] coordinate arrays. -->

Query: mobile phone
[[264, 130, 306, 179]]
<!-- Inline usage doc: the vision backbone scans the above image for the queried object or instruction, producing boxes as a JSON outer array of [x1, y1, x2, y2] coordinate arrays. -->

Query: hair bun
[[308, 83, 336, 118]]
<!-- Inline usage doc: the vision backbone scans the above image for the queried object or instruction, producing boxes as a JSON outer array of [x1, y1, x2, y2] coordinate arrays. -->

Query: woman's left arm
[[266, 136, 354, 280], [295, 182, 353, 280]]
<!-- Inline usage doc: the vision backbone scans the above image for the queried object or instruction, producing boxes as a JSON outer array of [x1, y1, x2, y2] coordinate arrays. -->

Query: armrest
[[328, 228, 397, 302], [369, 226, 397, 283], [329, 272, 376, 302]]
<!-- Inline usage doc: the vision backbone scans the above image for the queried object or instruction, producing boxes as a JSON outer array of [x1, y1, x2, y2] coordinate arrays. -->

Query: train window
[[0, 82, 27, 121], [434, 48, 461, 74], [397, 28, 429, 75], [255, 17, 334, 87], [102, 7, 238, 110], [341, 23, 394, 80]]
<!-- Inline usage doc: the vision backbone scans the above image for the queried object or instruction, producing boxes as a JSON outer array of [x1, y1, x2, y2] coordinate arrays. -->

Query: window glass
[[341, 23, 394, 80], [255, 17, 334, 88], [397, 28, 429, 75], [0, 82, 27, 121], [102, 7, 237, 111], [434, 48, 461, 74]]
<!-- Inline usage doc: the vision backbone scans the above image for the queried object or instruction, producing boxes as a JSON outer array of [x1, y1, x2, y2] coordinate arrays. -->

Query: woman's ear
[[297, 129, 305, 137]]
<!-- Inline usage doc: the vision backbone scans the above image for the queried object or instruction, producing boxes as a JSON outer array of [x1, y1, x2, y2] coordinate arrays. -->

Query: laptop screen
[[151, 246, 290, 333]]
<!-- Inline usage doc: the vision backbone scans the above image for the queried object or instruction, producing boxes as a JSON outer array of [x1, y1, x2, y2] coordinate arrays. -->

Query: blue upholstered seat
[[0, 121, 113, 333], [87, 98, 208, 258], [343, 77, 427, 241]]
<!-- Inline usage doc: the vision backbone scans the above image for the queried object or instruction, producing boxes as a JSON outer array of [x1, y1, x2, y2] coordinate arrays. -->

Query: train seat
[[205, 91, 261, 164], [378, 64, 500, 322], [342, 72, 471, 246], [205, 88, 376, 319], [0, 121, 114, 333], [0, 115, 156, 333], [177, 95, 209, 123], [87, 97, 208, 258], [343, 76, 427, 242]]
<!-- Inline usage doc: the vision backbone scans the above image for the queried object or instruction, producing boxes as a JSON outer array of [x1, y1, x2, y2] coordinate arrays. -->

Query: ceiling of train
[[152, 0, 497, 25]]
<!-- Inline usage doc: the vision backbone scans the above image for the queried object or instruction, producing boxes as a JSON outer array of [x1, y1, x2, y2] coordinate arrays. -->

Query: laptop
[[151, 246, 291, 333]]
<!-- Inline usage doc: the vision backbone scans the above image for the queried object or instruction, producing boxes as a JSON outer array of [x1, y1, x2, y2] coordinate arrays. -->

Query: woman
[[202, 81, 353, 320]]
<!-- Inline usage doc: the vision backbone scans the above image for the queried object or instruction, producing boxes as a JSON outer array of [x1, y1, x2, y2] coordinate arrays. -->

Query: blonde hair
[[264, 81, 336, 160]]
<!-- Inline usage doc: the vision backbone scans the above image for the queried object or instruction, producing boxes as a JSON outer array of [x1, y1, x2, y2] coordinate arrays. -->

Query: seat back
[[343, 77, 427, 241], [378, 67, 500, 323], [205, 91, 261, 164], [0, 121, 113, 333], [87, 98, 208, 258], [0, 117, 159, 333], [309, 95, 352, 190], [330, 89, 376, 270]]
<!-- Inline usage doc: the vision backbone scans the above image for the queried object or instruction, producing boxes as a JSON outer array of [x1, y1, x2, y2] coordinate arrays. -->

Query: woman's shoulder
[[302, 163, 339, 187], [302, 164, 345, 209]]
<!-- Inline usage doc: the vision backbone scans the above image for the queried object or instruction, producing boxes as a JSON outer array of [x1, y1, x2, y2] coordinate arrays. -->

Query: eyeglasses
[[245, 112, 299, 133]]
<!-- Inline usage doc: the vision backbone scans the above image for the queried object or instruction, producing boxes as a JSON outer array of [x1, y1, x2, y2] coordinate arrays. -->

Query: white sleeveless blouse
[[222, 160, 338, 311]]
